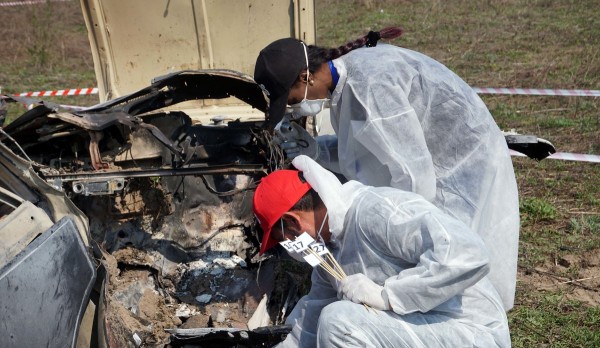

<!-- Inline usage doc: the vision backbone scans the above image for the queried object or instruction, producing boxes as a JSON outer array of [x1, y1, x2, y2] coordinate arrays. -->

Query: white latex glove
[[274, 117, 318, 160], [337, 273, 390, 311]]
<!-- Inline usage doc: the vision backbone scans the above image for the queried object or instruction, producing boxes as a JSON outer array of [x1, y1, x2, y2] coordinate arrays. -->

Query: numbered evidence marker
[[278, 232, 331, 267], [279, 234, 349, 285]]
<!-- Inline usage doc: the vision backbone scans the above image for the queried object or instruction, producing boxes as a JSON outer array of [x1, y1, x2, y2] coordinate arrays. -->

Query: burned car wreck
[[0, 70, 305, 347], [0, 70, 556, 348]]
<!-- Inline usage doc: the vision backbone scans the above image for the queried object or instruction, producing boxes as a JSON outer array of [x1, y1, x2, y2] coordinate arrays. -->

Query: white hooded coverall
[[278, 156, 510, 348], [315, 44, 520, 311]]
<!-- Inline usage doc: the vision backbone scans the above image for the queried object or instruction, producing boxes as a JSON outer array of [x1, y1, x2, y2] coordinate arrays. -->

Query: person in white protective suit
[[254, 27, 520, 311], [252, 155, 511, 347]]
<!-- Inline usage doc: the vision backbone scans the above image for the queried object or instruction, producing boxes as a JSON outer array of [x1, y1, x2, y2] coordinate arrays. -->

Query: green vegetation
[[0, 2, 98, 124], [520, 197, 558, 223], [510, 291, 600, 347], [569, 216, 600, 235]]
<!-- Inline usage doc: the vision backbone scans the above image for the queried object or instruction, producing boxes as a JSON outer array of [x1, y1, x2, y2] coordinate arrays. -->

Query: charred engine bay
[[1, 71, 306, 347]]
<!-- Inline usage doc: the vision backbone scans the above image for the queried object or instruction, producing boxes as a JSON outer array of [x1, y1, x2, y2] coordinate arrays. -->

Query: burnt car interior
[[0, 70, 308, 347]]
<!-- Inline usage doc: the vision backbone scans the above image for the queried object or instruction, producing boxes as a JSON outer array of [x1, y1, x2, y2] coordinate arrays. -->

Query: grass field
[[1, 0, 599, 346]]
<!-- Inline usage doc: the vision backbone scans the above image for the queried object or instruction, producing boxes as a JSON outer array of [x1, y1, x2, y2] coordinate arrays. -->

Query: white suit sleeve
[[353, 192, 490, 314], [279, 268, 337, 348], [338, 76, 437, 200]]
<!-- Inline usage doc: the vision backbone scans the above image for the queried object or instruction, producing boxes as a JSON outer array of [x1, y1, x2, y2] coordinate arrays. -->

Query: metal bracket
[[72, 178, 125, 196]]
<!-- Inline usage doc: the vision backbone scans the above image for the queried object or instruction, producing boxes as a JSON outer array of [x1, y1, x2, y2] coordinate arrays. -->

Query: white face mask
[[288, 98, 329, 117], [287, 42, 330, 117]]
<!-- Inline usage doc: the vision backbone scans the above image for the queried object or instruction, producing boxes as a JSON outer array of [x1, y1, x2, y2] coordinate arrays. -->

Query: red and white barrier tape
[[14, 87, 599, 98], [510, 150, 600, 163], [0, 0, 70, 7], [474, 87, 600, 97], [15, 88, 98, 97]]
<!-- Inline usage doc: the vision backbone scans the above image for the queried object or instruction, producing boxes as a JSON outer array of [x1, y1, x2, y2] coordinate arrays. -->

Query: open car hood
[[86, 69, 269, 115], [80, 0, 316, 102]]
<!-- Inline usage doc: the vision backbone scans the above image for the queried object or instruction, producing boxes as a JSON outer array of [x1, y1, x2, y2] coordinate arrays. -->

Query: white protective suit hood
[[316, 44, 520, 311]]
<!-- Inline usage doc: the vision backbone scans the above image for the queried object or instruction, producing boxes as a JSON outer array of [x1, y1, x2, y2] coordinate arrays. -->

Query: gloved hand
[[337, 273, 390, 311], [274, 116, 318, 160]]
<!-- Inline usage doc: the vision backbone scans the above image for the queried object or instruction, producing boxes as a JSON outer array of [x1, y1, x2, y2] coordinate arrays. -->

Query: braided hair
[[306, 26, 403, 73]]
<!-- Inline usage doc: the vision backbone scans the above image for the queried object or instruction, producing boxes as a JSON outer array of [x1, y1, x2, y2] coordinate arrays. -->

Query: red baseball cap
[[253, 170, 312, 254]]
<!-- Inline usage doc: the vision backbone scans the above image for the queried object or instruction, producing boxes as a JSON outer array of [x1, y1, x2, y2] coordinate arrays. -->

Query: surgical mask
[[315, 211, 328, 244], [287, 42, 330, 117], [288, 98, 329, 117]]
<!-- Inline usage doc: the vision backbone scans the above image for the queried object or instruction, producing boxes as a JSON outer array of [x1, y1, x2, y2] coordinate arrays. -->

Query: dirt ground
[[511, 155, 600, 310], [519, 251, 600, 306]]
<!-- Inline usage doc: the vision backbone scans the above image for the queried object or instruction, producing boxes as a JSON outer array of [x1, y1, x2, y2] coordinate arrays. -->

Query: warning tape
[[0, 0, 70, 7], [13, 87, 600, 98], [15, 88, 98, 97], [510, 150, 600, 163], [473, 87, 600, 97]]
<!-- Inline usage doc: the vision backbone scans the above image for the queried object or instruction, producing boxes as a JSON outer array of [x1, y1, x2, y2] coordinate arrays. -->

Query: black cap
[[254, 38, 306, 128]]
